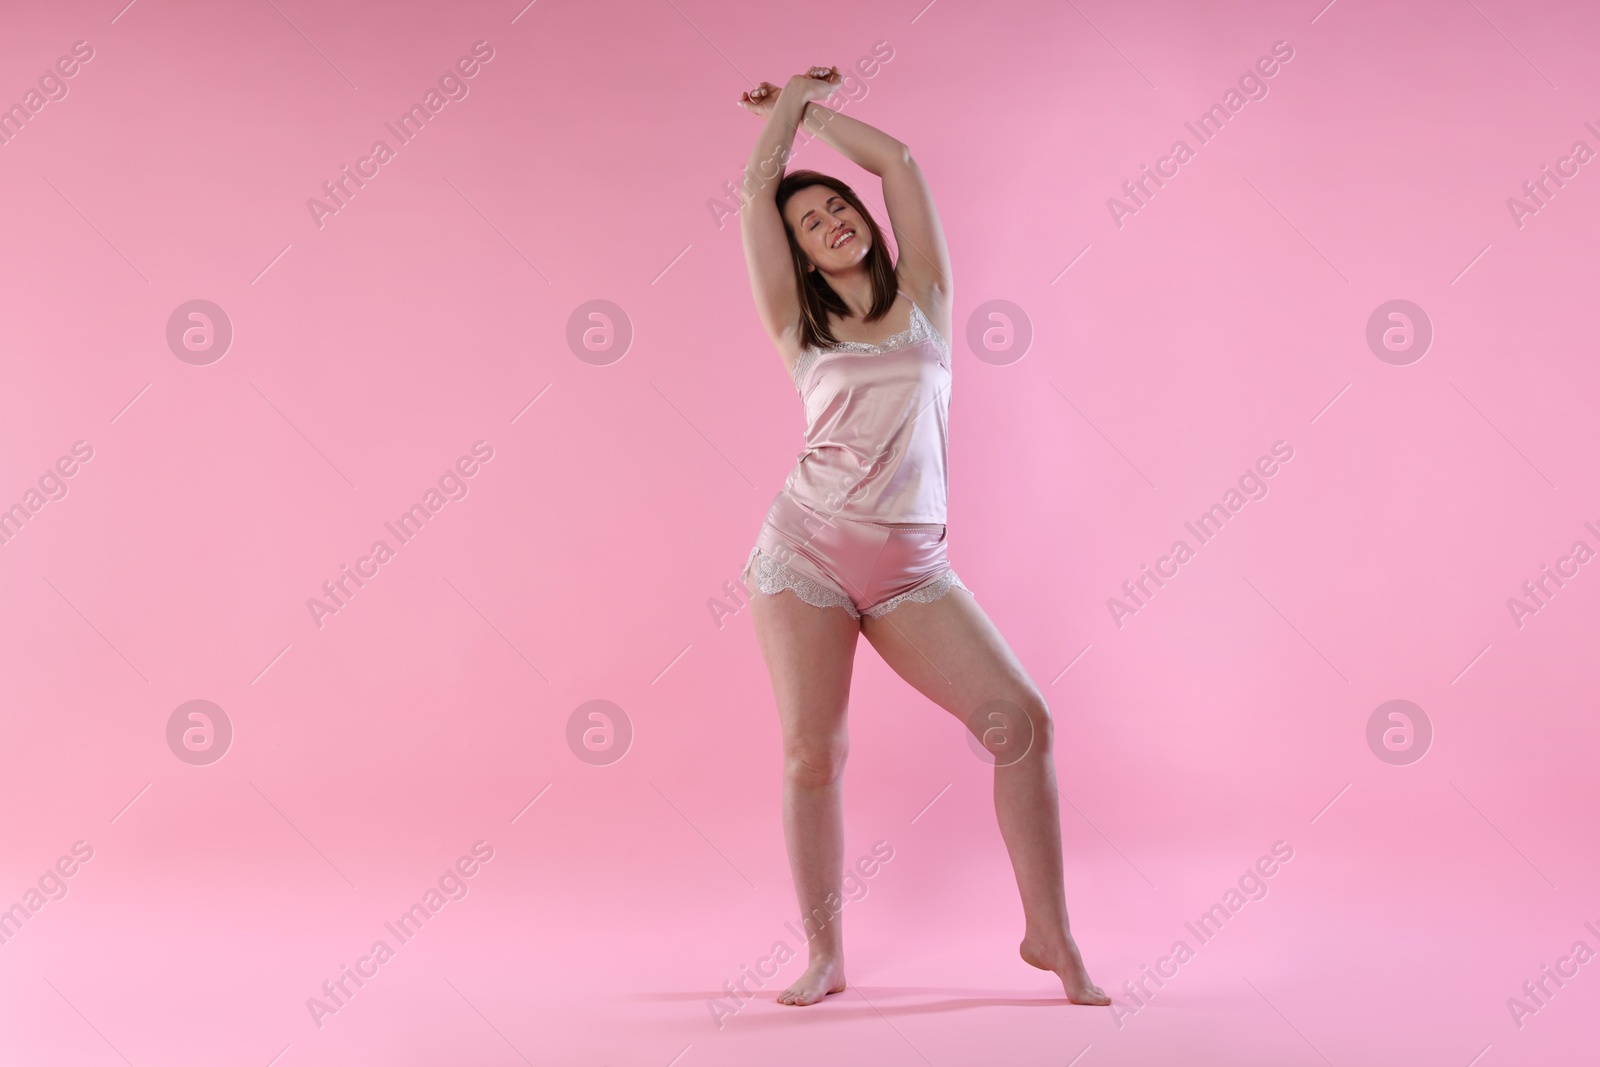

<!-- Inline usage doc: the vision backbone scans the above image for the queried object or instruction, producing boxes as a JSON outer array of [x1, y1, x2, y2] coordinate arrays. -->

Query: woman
[[735, 67, 1110, 1009]]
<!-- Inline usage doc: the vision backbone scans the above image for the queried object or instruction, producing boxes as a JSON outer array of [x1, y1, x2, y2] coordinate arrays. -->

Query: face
[[784, 185, 870, 272]]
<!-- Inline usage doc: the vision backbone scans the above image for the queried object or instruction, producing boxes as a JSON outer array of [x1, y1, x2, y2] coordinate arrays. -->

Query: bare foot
[[1020, 933, 1112, 1006], [776, 956, 846, 1006]]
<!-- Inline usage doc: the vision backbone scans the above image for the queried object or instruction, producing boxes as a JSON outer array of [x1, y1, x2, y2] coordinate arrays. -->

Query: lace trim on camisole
[[789, 298, 950, 391]]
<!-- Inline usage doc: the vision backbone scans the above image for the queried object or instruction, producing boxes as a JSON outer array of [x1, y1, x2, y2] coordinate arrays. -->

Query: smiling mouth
[[830, 229, 856, 249]]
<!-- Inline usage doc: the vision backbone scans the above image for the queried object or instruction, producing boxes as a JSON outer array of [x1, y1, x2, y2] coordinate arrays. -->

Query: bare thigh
[[859, 587, 1051, 747], [749, 588, 862, 767]]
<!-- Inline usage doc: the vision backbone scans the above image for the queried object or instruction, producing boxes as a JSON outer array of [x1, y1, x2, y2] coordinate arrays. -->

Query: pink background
[[2, 0, 1597, 1063]]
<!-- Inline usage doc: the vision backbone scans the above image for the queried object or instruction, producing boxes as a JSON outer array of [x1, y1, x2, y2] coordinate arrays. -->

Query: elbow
[[882, 142, 916, 175]]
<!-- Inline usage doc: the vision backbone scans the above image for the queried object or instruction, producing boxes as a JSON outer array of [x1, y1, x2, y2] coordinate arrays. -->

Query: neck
[[819, 268, 875, 320]]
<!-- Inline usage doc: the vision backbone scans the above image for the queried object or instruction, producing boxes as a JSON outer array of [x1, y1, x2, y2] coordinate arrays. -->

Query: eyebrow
[[799, 196, 843, 226]]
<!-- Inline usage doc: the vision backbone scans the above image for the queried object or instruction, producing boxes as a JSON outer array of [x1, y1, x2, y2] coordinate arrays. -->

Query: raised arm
[[801, 104, 953, 306], [737, 70, 841, 359]]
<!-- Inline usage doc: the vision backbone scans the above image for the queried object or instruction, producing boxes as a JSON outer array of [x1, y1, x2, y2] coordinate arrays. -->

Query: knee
[[1026, 694, 1055, 755], [784, 738, 849, 787], [971, 692, 1053, 761]]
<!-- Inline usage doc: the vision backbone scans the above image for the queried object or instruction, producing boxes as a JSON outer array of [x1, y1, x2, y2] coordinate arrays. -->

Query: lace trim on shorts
[[742, 546, 861, 619], [862, 569, 971, 618], [741, 547, 971, 619]]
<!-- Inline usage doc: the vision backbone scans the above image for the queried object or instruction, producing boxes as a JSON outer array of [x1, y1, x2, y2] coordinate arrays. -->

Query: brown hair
[[776, 169, 898, 352]]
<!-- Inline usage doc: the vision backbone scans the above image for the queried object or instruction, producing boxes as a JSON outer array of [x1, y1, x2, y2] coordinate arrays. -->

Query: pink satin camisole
[[781, 290, 952, 524]]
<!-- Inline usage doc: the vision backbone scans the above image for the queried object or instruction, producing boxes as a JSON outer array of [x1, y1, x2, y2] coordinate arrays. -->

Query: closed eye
[[808, 202, 846, 230]]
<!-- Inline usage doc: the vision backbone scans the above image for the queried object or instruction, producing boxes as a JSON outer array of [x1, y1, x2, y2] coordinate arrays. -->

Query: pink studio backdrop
[[1, 0, 1597, 1064]]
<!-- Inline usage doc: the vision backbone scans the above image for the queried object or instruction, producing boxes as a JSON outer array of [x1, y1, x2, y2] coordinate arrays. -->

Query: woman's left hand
[[737, 81, 783, 117]]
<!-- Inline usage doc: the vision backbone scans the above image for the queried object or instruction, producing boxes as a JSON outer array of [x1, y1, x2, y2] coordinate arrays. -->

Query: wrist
[[773, 88, 810, 122], [802, 101, 835, 135]]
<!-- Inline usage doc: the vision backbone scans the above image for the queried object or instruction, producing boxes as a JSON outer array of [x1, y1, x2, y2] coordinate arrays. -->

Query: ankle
[[1021, 928, 1077, 961]]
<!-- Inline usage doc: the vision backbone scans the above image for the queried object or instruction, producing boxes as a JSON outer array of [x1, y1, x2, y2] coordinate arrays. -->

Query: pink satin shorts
[[740, 491, 971, 621]]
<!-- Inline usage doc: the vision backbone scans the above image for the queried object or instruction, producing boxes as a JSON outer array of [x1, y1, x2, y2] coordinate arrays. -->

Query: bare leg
[[860, 587, 1110, 1005], [749, 585, 862, 1006]]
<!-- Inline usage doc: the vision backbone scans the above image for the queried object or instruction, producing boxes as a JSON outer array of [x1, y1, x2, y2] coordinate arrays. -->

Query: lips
[[830, 229, 856, 249]]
